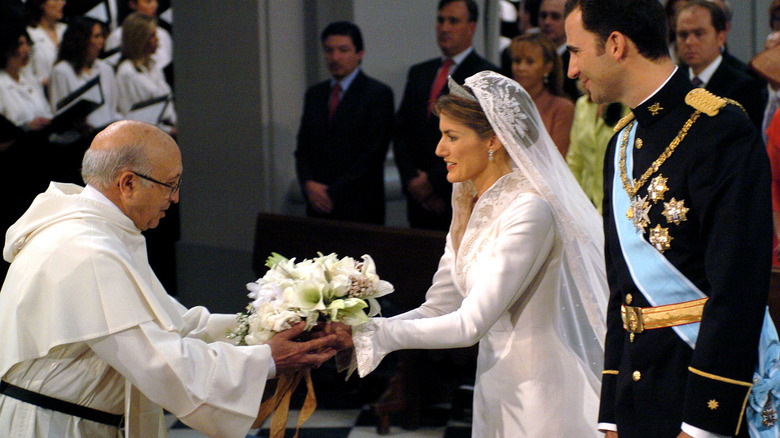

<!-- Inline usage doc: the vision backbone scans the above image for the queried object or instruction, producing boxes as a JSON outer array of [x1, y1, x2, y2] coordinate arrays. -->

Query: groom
[[565, 1, 772, 437]]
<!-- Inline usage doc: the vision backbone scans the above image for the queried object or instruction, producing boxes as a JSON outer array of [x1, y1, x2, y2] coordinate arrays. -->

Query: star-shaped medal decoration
[[708, 399, 720, 410], [763, 399, 778, 427], [629, 195, 651, 232], [647, 175, 668, 203], [662, 198, 689, 225], [649, 225, 673, 252]]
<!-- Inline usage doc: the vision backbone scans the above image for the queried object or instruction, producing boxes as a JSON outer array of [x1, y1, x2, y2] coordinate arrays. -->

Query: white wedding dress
[[353, 72, 607, 437]]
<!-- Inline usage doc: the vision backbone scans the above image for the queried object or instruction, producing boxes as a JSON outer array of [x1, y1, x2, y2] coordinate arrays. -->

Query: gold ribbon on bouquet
[[256, 369, 317, 438]]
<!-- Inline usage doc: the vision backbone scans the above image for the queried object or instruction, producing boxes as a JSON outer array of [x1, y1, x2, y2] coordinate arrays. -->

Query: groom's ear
[[606, 31, 629, 60]]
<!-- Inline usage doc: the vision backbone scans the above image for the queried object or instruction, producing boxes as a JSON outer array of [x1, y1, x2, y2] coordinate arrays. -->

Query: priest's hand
[[676, 432, 693, 438], [324, 321, 353, 351], [604, 432, 617, 438], [267, 322, 337, 372]]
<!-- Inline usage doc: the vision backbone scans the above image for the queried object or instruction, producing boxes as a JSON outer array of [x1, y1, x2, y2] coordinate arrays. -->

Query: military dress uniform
[[599, 68, 772, 437]]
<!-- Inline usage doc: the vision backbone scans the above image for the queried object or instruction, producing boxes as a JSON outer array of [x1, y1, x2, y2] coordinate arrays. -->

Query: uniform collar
[[632, 68, 693, 127]]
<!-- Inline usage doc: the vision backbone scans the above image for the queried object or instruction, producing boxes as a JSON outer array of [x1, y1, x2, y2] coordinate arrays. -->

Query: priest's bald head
[[81, 120, 182, 231]]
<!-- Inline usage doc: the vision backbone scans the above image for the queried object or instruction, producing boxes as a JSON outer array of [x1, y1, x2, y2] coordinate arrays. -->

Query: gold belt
[[621, 297, 708, 333]]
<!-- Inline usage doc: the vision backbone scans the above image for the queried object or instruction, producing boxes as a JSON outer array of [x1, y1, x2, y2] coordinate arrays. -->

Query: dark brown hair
[[433, 93, 495, 140]]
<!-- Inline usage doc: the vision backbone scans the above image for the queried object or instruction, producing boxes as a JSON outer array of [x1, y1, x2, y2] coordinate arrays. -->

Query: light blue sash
[[613, 123, 780, 437], [612, 122, 704, 348]]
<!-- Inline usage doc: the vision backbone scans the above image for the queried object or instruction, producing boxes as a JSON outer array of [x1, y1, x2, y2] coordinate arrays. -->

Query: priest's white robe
[[353, 173, 601, 437], [0, 183, 272, 438]]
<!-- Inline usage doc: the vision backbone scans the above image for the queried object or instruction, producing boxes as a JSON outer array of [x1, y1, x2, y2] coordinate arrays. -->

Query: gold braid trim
[[726, 98, 748, 117], [685, 88, 727, 116], [688, 366, 752, 386], [688, 366, 753, 436], [620, 109, 701, 199], [613, 112, 635, 132], [602, 370, 619, 375]]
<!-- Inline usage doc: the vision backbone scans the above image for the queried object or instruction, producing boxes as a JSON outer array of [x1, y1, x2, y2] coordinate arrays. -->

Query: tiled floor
[[165, 355, 475, 437], [166, 404, 472, 437]]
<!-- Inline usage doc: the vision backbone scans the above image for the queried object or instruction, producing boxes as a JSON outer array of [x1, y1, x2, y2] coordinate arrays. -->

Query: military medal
[[662, 198, 689, 225], [630, 195, 651, 232], [647, 175, 668, 203], [649, 225, 673, 253], [619, 111, 703, 253], [763, 393, 778, 427]]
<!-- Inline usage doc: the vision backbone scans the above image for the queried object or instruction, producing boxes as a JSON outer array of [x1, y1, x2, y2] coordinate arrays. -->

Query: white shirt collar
[[446, 46, 474, 68], [330, 67, 361, 93], [688, 54, 722, 87]]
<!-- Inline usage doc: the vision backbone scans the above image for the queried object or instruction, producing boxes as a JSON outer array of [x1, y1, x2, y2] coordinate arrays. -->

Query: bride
[[337, 71, 608, 437]]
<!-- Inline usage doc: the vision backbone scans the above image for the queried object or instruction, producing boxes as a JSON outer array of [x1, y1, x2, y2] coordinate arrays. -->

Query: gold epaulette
[[613, 112, 635, 132], [685, 88, 727, 117]]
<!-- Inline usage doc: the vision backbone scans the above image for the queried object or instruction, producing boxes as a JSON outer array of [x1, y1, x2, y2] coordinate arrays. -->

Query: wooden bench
[[252, 213, 446, 311]]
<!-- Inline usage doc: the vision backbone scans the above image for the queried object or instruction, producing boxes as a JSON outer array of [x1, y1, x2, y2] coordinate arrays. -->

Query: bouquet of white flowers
[[228, 252, 393, 438], [229, 252, 394, 345]]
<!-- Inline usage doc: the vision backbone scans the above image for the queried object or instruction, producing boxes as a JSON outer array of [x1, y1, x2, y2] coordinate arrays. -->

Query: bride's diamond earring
[[488, 149, 494, 162]]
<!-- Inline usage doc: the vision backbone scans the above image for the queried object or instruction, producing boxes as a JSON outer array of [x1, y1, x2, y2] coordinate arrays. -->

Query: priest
[[0, 120, 341, 437]]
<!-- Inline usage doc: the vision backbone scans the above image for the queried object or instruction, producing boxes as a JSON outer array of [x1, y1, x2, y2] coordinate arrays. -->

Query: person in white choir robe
[[49, 17, 121, 130], [22, 0, 67, 90], [116, 13, 175, 133], [105, 0, 173, 72], [0, 120, 342, 438], [0, 25, 52, 131], [335, 71, 608, 437]]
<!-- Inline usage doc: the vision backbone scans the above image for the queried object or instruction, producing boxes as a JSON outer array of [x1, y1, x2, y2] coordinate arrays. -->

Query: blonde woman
[[509, 33, 573, 156], [115, 12, 176, 133]]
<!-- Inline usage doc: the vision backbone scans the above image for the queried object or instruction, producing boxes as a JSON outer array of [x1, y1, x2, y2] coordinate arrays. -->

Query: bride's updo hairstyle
[[433, 92, 495, 140]]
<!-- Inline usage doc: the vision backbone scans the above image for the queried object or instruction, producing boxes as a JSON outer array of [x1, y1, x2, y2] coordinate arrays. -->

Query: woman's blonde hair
[[509, 33, 564, 96], [121, 12, 157, 68]]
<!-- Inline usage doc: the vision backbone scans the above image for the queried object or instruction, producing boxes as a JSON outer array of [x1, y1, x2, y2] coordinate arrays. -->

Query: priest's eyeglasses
[[132, 171, 182, 197]]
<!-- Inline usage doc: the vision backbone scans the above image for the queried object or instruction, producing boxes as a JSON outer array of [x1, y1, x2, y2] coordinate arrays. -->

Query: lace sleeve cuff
[[352, 319, 390, 378]]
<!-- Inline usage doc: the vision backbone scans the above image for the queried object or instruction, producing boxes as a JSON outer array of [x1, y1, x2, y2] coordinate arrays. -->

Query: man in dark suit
[[539, 0, 580, 101], [676, 0, 766, 128], [295, 21, 394, 225], [394, 0, 499, 231], [565, 0, 771, 436]]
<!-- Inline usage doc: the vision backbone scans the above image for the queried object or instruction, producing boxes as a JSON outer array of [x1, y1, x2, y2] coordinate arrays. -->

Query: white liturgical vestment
[[0, 183, 272, 438]]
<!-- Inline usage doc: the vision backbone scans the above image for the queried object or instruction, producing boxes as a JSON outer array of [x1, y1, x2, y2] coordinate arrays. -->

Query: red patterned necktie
[[428, 58, 455, 116], [328, 82, 342, 121]]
